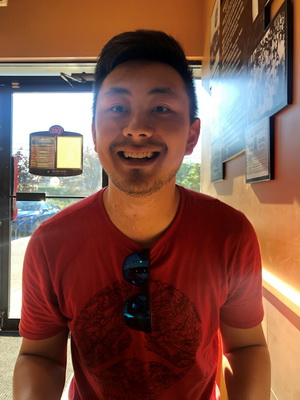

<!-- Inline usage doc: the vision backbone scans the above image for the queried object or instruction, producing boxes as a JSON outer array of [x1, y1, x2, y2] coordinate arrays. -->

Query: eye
[[152, 105, 172, 114], [109, 105, 127, 113]]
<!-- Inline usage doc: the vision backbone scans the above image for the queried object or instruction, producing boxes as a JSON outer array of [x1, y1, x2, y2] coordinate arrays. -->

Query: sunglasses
[[122, 249, 151, 333]]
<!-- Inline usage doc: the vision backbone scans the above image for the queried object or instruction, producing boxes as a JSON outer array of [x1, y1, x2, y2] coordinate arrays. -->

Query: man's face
[[92, 61, 200, 197]]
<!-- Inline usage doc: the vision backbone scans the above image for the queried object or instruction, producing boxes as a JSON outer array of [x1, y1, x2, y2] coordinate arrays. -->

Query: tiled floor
[[0, 333, 21, 400]]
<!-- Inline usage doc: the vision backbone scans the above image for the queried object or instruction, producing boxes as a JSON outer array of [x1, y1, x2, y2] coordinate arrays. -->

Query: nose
[[123, 113, 153, 139]]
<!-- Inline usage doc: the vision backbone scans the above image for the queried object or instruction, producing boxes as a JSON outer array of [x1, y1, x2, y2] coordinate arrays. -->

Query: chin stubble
[[109, 167, 180, 198]]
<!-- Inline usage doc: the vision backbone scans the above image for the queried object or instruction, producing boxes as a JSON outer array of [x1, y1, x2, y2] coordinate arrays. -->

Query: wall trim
[[263, 286, 300, 331]]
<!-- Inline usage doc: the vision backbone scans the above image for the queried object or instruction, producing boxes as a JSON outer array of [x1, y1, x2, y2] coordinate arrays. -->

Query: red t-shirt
[[20, 186, 264, 400]]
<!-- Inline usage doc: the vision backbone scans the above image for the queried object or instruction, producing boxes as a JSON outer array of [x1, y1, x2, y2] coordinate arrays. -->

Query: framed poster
[[247, 0, 293, 125], [210, 0, 221, 82], [245, 117, 274, 183], [209, 0, 292, 183]]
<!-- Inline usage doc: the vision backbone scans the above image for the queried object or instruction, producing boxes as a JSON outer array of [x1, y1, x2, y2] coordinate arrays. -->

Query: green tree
[[14, 149, 42, 192], [176, 162, 201, 191]]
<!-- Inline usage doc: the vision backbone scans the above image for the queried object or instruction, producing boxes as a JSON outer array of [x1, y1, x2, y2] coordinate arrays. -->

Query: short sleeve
[[220, 215, 264, 329], [19, 229, 68, 339]]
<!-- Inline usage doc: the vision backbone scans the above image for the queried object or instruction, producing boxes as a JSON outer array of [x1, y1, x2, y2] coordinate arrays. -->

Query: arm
[[220, 322, 271, 400], [13, 330, 69, 400]]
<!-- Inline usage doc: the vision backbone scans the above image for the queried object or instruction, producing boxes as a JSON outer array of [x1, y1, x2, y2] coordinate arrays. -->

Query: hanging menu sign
[[29, 125, 83, 176], [30, 136, 56, 169]]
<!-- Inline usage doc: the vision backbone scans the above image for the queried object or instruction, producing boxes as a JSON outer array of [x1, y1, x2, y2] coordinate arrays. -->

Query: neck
[[103, 181, 180, 248]]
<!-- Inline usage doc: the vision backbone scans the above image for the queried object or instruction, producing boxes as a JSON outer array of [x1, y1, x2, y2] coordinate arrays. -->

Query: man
[[13, 30, 270, 399]]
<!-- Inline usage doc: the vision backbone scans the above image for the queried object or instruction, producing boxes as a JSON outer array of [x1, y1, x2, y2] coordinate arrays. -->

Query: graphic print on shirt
[[73, 280, 202, 400]]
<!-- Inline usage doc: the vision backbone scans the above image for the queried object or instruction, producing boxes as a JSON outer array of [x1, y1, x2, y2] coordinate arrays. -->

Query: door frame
[[0, 75, 94, 331]]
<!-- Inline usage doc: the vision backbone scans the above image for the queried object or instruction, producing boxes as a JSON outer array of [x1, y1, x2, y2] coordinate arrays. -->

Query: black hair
[[92, 30, 198, 122]]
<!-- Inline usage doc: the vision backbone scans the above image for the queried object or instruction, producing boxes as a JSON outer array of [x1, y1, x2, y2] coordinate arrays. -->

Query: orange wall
[[0, 0, 206, 60], [200, 0, 300, 304], [200, 4, 300, 396]]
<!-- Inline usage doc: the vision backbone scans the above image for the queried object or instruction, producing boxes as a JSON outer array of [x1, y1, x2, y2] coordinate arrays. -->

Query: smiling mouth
[[118, 151, 159, 160]]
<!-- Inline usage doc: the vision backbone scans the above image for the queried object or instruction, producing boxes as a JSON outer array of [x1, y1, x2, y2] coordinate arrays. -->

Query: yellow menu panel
[[56, 136, 82, 169]]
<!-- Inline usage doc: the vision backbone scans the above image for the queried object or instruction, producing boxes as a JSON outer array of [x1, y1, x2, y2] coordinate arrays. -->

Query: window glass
[[176, 79, 202, 191], [12, 92, 101, 198], [10, 91, 100, 319]]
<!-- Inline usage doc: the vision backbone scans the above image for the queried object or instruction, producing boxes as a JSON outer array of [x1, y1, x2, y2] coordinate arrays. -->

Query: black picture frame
[[245, 117, 274, 183]]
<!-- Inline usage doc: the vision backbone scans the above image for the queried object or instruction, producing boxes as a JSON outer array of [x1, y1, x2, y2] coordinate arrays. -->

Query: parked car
[[12, 200, 61, 239]]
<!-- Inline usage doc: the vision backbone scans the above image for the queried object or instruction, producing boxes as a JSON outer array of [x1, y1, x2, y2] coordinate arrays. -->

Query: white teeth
[[123, 151, 154, 159]]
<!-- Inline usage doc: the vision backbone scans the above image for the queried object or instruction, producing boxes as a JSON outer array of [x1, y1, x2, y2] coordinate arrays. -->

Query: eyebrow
[[103, 87, 131, 96], [103, 86, 178, 97], [148, 87, 177, 96]]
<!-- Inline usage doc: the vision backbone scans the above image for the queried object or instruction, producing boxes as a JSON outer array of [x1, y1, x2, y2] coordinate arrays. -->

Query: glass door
[[0, 77, 103, 329], [10, 91, 102, 320]]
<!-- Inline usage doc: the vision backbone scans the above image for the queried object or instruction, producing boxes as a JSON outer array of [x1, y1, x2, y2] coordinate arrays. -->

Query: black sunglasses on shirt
[[122, 249, 151, 333]]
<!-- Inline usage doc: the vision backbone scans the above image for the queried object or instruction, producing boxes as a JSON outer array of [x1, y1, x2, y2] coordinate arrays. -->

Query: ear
[[185, 118, 201, 155]]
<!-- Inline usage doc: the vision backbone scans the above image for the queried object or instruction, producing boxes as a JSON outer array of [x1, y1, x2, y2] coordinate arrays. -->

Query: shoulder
[[42, 189, 104, 228], [178, 186, 257, 244], [25, 190, 109, 264], [28, 190, 106, 248], [179, 185, 246, 221]]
